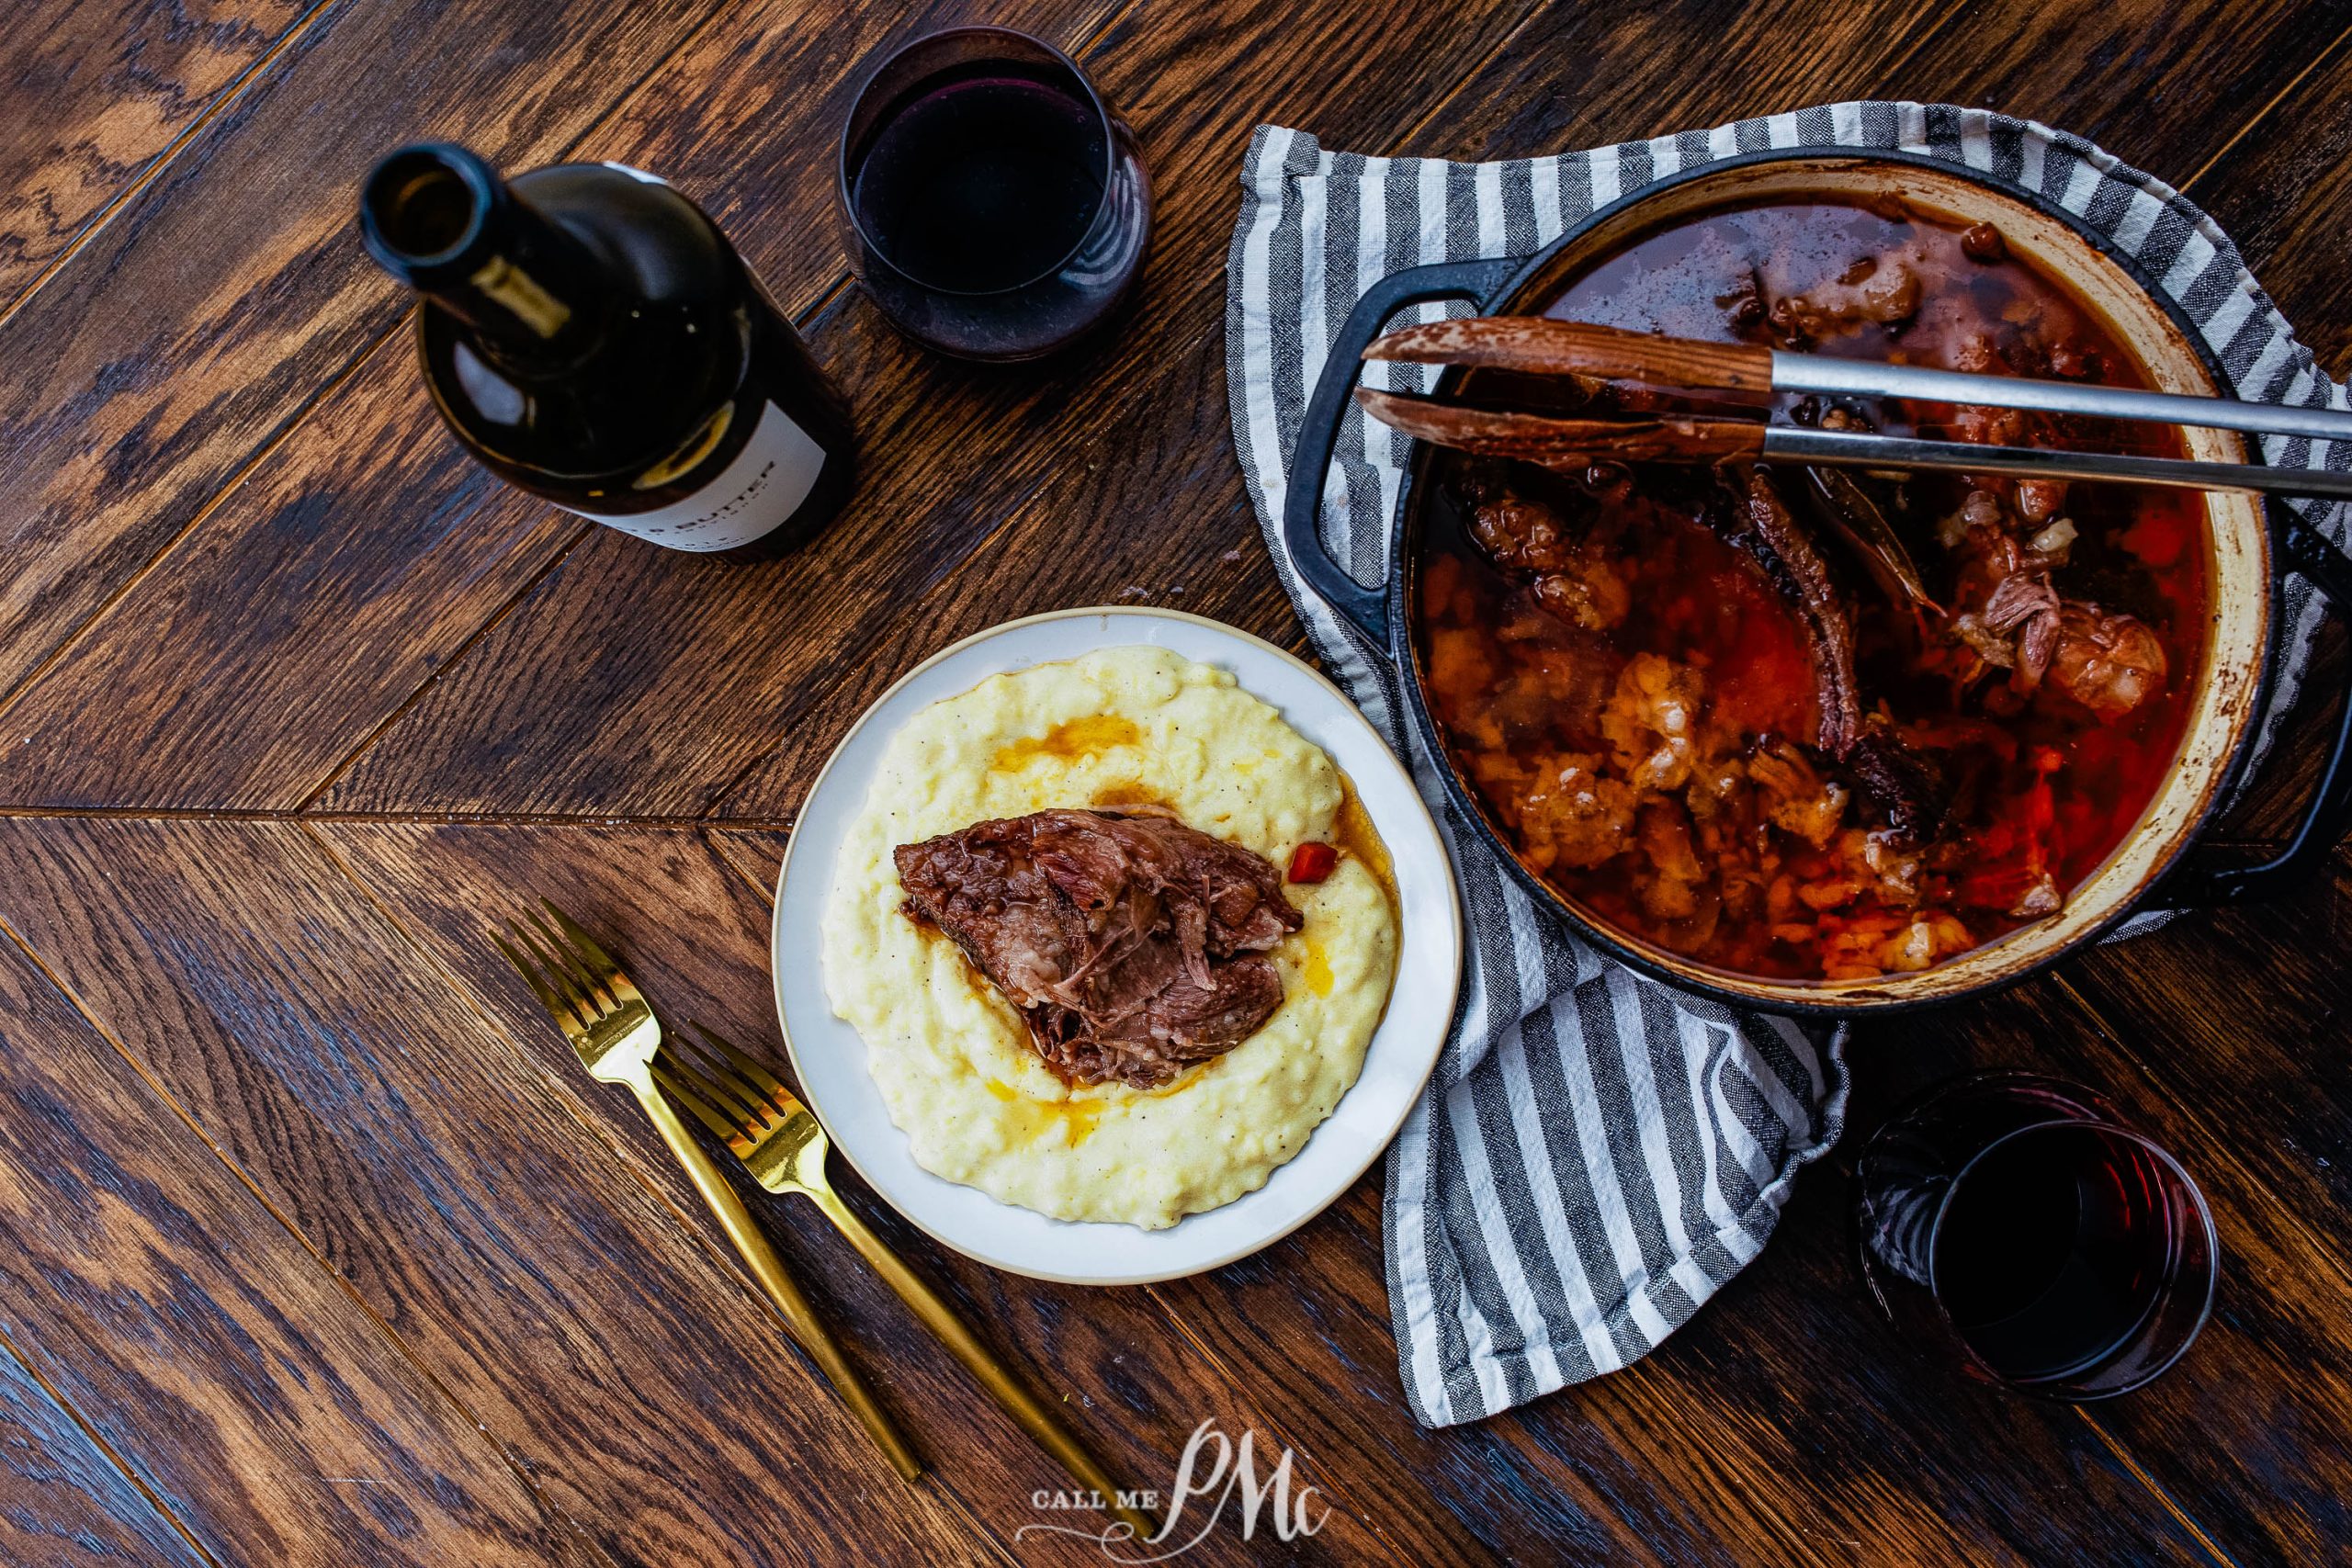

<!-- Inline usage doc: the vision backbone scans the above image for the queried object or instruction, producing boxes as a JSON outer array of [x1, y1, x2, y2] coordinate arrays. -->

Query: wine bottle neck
[[359, 143, 605, 362]]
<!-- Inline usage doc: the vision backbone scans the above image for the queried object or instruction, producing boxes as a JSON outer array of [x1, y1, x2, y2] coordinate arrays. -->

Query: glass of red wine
[[1856, 1073, 2217, 1400], [836, 27, 1151, 362]]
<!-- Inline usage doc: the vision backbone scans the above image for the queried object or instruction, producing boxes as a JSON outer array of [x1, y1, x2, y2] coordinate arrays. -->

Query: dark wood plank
[[321, 818, 1398, 1568], [1866, 0, 2352, 179], [0, 0, 725, 707], [0, 817, 993, 1567], [0, 0, 1116, 813], [0, 897, 590, 1568], [0, 1337, 209, 1567], [315, 0, 1551, 818], [1168, 1183, 1806, 1567], [1843, 964, 2352, 1564], [0, 0, 313, 304], [716, 325, 1305, 820], [0, 354, 575, 810], [704, 825, 796, 898]]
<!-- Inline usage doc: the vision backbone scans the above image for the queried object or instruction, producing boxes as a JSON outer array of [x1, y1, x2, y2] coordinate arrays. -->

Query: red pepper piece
[[1287, 842, 1339, 884]]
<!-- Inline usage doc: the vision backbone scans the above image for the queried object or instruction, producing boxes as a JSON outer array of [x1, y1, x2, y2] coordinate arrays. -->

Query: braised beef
[[1722, 466, 1865, 759], [1846, 716, 1951, 846], [894, 809, 1304, 1089], [1417, 197, 2206, 981]]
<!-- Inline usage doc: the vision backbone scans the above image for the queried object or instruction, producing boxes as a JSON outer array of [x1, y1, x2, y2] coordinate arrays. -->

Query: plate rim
[[767, 604, 1464, 1285]]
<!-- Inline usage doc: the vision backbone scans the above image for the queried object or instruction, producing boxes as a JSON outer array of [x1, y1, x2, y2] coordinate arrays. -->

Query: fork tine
[[669, 1025, 776, 1130], [541, 901, 643, 1004], [503, 921, 598, 1028], [525, 908, 618, 1015], [650, 1062, 752, 1149], [684, 1032, 791, 1126], [493, 931, 583, 1032], [692, 1021, 795, 1104], [507, 918, 587, 1011], [540, 898, 618, 971]]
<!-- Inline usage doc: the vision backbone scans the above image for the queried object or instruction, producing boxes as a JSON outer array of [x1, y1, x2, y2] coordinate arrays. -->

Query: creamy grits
[[820, 646, 1398, 1229]]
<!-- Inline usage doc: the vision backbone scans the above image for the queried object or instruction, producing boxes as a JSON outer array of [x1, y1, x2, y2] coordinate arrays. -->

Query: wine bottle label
[[569, 400, 825, 551]]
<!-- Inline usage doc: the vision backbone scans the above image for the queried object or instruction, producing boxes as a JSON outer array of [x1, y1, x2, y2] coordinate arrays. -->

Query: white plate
[[770, 606, 1463, 1284]]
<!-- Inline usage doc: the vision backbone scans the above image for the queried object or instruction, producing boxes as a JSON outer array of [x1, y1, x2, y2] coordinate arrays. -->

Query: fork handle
[[803, 1185, 1159, 1542], [633, 1084, 922, 1483]]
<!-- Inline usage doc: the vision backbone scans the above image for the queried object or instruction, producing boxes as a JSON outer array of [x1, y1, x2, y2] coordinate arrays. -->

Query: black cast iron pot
[[1283, 150, 2352, 1015]]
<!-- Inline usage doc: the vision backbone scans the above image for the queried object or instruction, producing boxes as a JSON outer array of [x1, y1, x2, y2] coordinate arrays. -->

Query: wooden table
[[2, 1, 2347, 1562]]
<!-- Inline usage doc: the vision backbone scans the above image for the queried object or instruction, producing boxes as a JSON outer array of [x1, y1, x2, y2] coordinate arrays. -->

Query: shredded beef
[[894, 809, 1305, 1089]]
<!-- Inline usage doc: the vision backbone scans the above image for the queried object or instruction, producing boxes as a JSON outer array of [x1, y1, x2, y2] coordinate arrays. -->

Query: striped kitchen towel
[[1224, 101, 2345, 1426]]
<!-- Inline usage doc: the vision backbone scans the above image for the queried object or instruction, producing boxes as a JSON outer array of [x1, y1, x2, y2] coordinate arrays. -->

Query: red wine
[[1856, 1073, 2216, 1399], [838, 30, 1150, 362], [852, 70, 1106, 294], [358, 143, 852, 558], [1932, 1124, 2175, 1386]]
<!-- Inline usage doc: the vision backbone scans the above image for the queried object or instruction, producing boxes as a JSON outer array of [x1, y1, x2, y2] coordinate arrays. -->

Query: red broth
[[1415, 200, 2207, 982]]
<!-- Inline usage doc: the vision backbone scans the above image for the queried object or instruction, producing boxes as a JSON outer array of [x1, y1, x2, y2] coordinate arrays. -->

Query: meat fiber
[[894, 809, 1304, 1089], [1721, 465, 1865, 759]]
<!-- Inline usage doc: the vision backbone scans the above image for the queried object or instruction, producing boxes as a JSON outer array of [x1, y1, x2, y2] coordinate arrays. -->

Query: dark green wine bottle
[[358, 142, 852, 559]]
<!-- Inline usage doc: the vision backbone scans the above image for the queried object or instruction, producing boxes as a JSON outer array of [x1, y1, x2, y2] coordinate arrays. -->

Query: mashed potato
[[820, 646, 1397, 1229]]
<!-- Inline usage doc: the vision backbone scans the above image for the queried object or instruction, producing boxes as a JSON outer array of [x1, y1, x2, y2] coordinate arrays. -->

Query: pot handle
[[1282, 255, 1522, 644], [2160, 510, 2352, 908]]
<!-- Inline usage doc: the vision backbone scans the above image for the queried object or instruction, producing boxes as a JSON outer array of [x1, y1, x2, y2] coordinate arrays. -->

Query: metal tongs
[[1355, 318, 2352, 500]]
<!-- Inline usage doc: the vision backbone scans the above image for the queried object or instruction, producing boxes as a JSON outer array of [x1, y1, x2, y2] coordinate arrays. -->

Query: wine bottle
[[357, 142, 852, 559]]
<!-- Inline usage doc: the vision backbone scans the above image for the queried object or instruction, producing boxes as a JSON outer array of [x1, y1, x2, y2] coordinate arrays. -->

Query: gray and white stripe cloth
[[1224, 100, 2345, 1426]]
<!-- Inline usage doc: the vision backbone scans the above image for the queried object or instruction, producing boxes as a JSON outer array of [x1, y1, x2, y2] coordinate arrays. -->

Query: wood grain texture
[[0, 355, 577, 810], [1158, 1181, 1825, 1567], [0, 0, 725, 707], [0, 0, 1116, 813], [2060, 862, 2352, 1272], [0, 817, 992, 1567], [317, 0, 1552, 817], [0, 903, 589, 1568], [0, 1339, 209, 1567], [318, 818, 1390, 1567], [0, 0, 313, 304], [1874, 0, 2352, 175]]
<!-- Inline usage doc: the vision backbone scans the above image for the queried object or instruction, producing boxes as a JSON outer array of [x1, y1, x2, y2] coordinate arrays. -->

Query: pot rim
[[1387, 146, 2278, 1017]]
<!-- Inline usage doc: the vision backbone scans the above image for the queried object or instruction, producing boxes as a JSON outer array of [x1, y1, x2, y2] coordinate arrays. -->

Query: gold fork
[[494, 902, 921, 1483], [656, 1022, 1159, 1544]]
